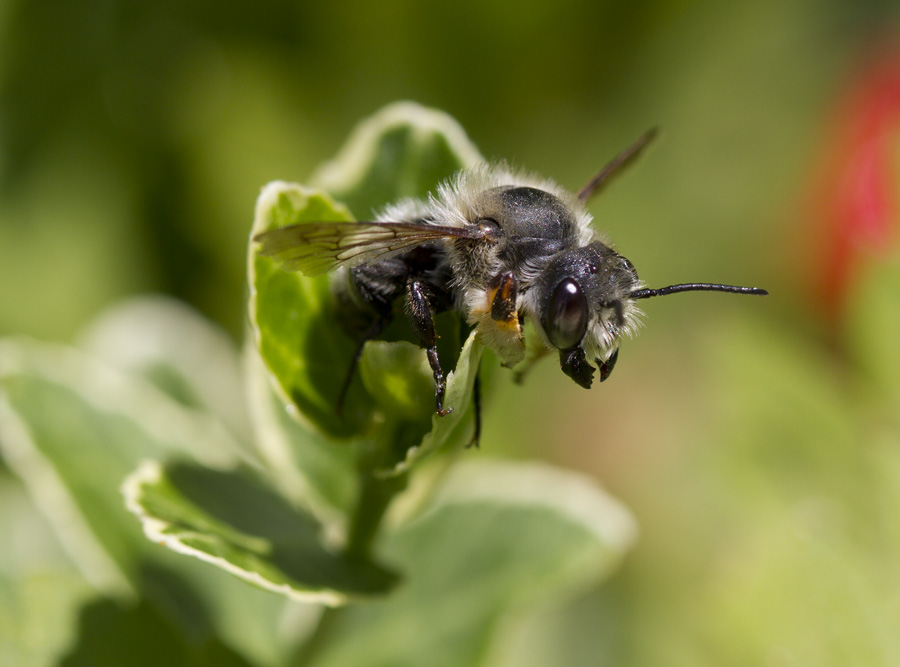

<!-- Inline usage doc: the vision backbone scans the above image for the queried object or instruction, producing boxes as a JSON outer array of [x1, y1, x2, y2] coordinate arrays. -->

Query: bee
[[255, 130, 766, 438]]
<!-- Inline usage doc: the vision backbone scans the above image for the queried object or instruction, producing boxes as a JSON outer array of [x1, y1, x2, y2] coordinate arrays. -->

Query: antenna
[[630, 283, 768, 300], [577, 128, 659, 203]]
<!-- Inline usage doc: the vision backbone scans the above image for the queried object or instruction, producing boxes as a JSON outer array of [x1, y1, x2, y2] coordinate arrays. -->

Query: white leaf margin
[[121, 460, 349, 607], [0, 338, 248, 594], [0, 393, 132, 596], [414, 458, 638, 555], [0, 339, 244, 469], [375, 331, 484, 478], [311, 101, 483, 194]]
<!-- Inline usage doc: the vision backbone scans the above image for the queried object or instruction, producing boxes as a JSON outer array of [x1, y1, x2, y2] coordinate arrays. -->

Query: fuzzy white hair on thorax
[[375, 197, 434, 224], [426, 163, 596, 245]]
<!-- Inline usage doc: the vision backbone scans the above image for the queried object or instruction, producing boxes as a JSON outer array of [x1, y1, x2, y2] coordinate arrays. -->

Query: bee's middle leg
[[406, 278, 452, 416]]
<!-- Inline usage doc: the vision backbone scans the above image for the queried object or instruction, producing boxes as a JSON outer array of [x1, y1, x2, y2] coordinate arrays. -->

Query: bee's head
[[530, 242, 642, 388], [530, 242, 769, 388]]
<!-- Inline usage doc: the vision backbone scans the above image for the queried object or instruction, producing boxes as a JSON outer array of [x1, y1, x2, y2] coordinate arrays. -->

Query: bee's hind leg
[[406, 278, 452, 417], [336, 315, 390, 416]]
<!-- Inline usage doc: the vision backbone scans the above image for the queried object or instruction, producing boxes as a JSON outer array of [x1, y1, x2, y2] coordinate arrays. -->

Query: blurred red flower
[[811, 48, 900, 321]]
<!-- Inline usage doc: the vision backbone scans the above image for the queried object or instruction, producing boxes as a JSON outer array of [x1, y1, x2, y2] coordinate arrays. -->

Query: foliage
[[0, 104, 637, 665]]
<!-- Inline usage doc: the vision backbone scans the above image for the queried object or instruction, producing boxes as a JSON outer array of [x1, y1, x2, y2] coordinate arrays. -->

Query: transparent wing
[[254, 221, 485, 276]]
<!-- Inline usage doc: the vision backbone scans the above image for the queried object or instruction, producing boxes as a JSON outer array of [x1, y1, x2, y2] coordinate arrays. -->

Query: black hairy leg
[[406, 277, 452, 416], [336, 315, 391, 416]]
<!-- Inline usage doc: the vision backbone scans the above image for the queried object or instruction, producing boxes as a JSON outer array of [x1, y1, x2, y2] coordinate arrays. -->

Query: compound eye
[[544, 278, 589, 350]]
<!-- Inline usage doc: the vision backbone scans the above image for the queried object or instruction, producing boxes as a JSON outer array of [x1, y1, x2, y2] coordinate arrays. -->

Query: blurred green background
[[3, 0, 900, 664], [3, 0, 881, 340]]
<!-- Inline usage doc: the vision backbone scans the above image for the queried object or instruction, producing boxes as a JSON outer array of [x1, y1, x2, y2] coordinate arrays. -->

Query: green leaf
[[311, 101, 482, 219], [59, 596, 253, 667], [244, 346, 358, 529], [78, 295, 253, 448], [0, 570, 96, 667], [123, 459, 400, 604], [306, 459, 636, 667], [249, 183, 371, 438], [0, 340, 230, 591], [357, 341, 436, 424], [0, 468, 95, 666], [248, 102, 485, 444], [371, 331, 484, 476], [0, 339, 291, 666], [1, 450, 244, 667]]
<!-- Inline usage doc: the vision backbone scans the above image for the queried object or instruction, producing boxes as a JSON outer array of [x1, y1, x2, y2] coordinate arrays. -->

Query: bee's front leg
[[470, 272, 525, 368], [489, 271, 519, 324], [406, 278, 452, 416]]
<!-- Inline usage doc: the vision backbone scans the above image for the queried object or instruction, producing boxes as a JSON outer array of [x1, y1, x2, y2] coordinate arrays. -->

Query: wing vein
[[254, 221, 485, 276]]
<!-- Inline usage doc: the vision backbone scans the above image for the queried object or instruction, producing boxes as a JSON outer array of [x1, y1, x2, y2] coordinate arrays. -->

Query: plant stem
[[293, 430, 411, 665], [345, 467, 407, 560]]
